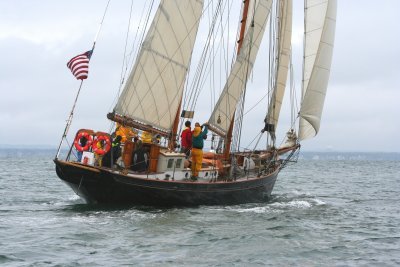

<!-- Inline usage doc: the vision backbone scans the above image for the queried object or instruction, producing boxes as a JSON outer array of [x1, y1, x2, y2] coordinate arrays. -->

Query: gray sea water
[[0, 149, 399, 266]]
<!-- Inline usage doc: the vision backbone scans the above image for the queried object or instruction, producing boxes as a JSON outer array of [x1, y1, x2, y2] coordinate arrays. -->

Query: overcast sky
[[0, 1, 399, 152]]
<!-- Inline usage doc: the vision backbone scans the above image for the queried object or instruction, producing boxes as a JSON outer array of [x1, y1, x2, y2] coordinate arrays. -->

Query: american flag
[[67, 50, 93, 80]]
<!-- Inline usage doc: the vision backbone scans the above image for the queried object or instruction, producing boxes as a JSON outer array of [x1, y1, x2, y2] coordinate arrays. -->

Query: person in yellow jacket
[[94, 139, 104, 167], [141, 131, 153, 144], [191, 122, 208, 180], [116, 123, 137, 143]]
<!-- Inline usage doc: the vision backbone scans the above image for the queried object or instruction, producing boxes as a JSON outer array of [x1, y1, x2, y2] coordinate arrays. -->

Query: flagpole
[[54, 0, 111, 159], [55, 80, 84, 159], [90, 0, 111, 52]]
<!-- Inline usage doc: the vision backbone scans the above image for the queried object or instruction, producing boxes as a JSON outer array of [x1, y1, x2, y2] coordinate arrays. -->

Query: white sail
[[114, 0, 204, 132], [208, 0, 273, 135], [299, 0, 337, 140], [265, 0, 292, 129]]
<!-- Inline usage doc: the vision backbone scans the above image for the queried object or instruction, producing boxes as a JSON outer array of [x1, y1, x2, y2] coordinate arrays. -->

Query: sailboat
[[54, 0, 337, 206]]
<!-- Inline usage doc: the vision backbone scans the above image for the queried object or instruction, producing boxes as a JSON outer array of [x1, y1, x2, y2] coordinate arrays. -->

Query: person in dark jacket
[[102, 135, 122, 168], [76, 136, 88, 162], [191, 122, 208, 180], [131, 140, 149, 172]]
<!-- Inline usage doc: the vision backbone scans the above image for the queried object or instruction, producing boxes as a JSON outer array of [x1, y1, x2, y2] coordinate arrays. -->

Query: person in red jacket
[[180, 121, 192, 158]]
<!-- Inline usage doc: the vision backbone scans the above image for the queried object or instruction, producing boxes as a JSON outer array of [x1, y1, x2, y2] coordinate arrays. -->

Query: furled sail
[[208, 0, 273, 135], [114, 0, 204, 132], [265, 0, 293, 130], [299, 0, 337, 140]]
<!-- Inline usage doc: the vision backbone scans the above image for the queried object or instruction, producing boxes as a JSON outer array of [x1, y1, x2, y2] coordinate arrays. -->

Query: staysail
[[114, 0, 204, 132], [299, 0, 337, 140], [265, 0, 293, 130], [208, 0, 273, 136]]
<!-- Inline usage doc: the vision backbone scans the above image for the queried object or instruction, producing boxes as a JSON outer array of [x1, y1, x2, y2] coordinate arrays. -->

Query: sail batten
[[208, 0, 273, 135], [299, 0, 337, 140], [114, 0, 204, 132]]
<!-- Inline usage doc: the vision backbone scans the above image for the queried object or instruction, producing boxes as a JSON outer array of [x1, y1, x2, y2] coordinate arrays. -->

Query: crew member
[[180, 121, 192, 158], [191, 122, 208, 180], [141, 131, 153, 144], [116, 123, 137, 143]]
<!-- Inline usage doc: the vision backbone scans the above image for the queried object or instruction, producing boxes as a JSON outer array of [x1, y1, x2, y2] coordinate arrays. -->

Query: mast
[[238, 0, 251, 53], [223, 0, 251, 160], [207, 0, 273, 155], [169, 98, 182, 150]]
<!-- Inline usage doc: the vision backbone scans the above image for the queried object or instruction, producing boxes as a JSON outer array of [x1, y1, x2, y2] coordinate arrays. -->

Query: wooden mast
[[223, 0, 251, 160], [237, 0, 251, 52], [169, 98, 182, 150]]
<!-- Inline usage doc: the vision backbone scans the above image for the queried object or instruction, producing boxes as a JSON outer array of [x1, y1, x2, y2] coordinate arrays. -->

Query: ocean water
[[0, 149, 399, 266]]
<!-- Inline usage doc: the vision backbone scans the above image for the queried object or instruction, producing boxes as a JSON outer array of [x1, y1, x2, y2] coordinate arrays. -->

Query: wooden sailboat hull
[[54, 159, 279, 206]]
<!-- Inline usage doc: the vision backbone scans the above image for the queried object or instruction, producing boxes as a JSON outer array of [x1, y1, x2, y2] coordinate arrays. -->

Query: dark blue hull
[[54, 159, 279, 206]]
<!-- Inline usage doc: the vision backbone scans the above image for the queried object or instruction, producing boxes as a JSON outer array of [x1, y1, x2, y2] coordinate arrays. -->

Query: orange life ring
[[92, 135, 111, 155], [74, 132, 93, 152]]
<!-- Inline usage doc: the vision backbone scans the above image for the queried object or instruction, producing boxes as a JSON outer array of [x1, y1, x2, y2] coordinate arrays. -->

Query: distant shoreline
[[0, 144, 399, 154], [0, 147, 399, 161]]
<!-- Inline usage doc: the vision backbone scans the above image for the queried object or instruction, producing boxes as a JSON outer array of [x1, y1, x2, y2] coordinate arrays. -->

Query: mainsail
[[299, 0, 337, 140], [114, 0, 204, 132], [208, 0, 273, 135], [265, 0, 293, 130]]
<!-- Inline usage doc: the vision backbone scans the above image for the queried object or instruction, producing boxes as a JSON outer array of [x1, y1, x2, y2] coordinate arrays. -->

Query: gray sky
[[0, 1, 399, 152]]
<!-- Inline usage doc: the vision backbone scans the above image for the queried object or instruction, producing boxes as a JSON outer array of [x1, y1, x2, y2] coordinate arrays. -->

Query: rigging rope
[[183, 0, 224, 112], [118, 0, 134, 90], [126, 0, 156, 85], [107, 0, 155, 136], [109, 0, 155, 112], [178, 0, 227, 141], [289, 46, 299, 127]]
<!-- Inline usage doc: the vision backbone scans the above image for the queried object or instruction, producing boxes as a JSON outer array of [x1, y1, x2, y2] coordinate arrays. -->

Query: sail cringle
[[208, 0, 273, 135], [299, 0, 337, 140], [266, 0, 292, 129], [115, 0, 204, 132]]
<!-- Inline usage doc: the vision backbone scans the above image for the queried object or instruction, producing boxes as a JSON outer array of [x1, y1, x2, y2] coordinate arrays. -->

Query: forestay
[[115, 0, 204, 132], [208, 0, 273, 135], [299, 0, 337, 140]]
